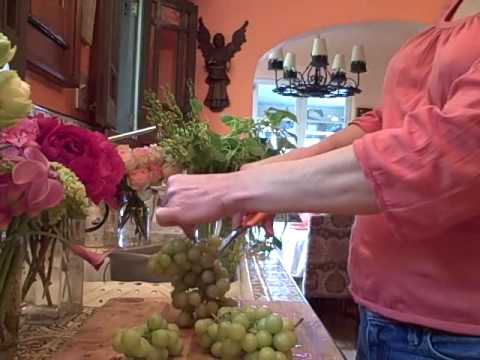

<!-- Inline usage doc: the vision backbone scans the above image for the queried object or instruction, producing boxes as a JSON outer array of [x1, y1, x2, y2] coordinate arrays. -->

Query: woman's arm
[[243, 124, 366, 168], [156, 145, 379, 229]]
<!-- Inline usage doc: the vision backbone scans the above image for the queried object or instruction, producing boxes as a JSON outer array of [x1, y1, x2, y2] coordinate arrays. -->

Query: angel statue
[[198, 18, 249, 112]]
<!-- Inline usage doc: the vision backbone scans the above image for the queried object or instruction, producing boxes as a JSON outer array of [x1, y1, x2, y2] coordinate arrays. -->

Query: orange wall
[[27, 43, 91, 122], [194, 0, 450, 132]]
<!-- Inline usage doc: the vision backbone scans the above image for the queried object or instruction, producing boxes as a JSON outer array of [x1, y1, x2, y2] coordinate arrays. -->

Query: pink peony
[[117, 144, 136, 172], [128, 167, 151, 191], [36, 115, 125, 206], [69, 244, 112, 271]]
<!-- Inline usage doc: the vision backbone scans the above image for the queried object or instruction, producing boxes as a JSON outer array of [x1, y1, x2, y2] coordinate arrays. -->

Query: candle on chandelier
[[312, 37, 327, 56], [270, 48, 284, 61], [331, 54, 346, 73], [351, 45, 367, 73], [283, 52, 296, 71]]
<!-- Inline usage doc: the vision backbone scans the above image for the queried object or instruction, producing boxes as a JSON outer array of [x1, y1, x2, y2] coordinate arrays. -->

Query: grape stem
[[294, 318, 304, 329]]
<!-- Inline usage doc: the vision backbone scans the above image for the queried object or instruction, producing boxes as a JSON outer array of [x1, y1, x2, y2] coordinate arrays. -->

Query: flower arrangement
[[115, 143, 173, 247]]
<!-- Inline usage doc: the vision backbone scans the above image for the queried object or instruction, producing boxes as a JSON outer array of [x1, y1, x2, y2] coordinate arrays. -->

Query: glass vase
[[0, 235, 23, 360], [116, 190, 157, 248], [21, 217, 85, 324]]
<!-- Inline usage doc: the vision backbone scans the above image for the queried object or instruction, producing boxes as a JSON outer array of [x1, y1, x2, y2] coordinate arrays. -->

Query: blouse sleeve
[[350, 107, 383, 133], [353, 61, 480, 240]]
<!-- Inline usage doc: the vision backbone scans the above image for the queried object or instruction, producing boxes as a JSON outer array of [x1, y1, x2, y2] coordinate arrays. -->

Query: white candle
[[270, 48, 284, 61], [283, 52, 296, 70], [331, 54, 346, 72], [312, 37, 327, 56], [351, 45, 366, 62]]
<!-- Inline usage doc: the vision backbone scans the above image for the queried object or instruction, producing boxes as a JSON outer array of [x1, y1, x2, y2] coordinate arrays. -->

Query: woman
[[157, 0, 480, 358]]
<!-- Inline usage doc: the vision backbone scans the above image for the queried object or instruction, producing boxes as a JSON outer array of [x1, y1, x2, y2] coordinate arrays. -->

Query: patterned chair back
[[304, 214, 354, 299]]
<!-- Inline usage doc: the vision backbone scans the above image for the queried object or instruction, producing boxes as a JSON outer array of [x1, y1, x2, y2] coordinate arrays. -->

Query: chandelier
[[267, 37, 367, 98]]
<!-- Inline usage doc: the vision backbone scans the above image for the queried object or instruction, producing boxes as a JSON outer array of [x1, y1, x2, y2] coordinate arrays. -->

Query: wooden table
[[18, 252, 345, 359]]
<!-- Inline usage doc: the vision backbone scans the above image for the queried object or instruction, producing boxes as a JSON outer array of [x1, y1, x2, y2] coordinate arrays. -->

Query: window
[[254, 81, 351, 147]]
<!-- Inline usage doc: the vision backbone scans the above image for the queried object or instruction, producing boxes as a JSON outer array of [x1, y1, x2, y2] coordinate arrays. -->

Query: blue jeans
[[356, 307, 480, 360]]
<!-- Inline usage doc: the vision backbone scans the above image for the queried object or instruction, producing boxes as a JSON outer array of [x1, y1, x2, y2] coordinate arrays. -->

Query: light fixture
[[268, 38, 367, 98]]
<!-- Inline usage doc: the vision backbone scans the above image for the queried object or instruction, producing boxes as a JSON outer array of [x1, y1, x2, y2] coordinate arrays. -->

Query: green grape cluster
[[194, 305, 300, 360], [112, 314, 183, 360], [148, 238, 237, 327]]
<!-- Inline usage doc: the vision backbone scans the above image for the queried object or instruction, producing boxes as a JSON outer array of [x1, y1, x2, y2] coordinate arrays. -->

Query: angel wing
[[198, 17, 213, 58], [227, 20, 249, 58]]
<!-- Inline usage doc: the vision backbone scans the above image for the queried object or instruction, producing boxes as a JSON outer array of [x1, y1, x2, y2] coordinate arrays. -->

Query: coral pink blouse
[[350, 0, 480, 335]]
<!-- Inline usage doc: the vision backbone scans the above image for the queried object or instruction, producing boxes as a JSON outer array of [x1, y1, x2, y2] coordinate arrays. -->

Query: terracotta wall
[[193, 0, 450, 132], [26, 43, 91, 122]]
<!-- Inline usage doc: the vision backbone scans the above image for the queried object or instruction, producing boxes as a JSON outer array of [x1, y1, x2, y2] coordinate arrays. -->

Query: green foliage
[[144, 89, 297, 174]]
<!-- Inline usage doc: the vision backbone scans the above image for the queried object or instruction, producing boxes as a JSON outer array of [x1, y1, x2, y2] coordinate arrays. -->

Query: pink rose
[[148, 163, 164, 184], [128, 167, 151, 191], [117, 144, 136, 172], [132, 147, 151, 167]]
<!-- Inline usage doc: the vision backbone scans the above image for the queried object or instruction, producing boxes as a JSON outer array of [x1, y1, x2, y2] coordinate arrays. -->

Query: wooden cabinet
[[139, 0, 198, 127], [0, 0, 28, 76], [26, 0, 81, 87]]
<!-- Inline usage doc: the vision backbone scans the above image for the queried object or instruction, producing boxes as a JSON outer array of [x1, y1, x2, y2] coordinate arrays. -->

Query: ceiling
[[254, 21, 427, 107]]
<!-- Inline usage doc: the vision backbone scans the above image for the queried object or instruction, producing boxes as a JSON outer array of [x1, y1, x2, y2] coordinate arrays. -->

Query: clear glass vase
[[116, 190, 157, 248], [21, 218, 85, 324], [0, 235, 23, 360]]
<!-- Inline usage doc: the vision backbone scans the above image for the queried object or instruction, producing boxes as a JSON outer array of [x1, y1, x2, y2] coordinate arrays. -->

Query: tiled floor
[[309, 299, 358, 360]]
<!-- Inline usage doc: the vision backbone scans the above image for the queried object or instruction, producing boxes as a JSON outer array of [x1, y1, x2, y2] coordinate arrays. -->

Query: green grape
[[192, 264, 203, 274], [215, 267, 230, 280], [256, 330, 273, 347], [180, 261, 192, 271], [265, 314, 284, 334], [112, 330, 126, 353], [255, 306, 272, 320], [152, 329, 170, 348], [196, 303, 209, 319], [207, 323, 219, 339], [228, 323, 247, 341], [221, 338, 242, 357], [218, 322, 232, 340], [168, 338, 184, 356], [187, 247, 202, 261], [173, 252, 188, 265], [172, 239, 187, 253], [282, 318, 295, 332], [211, 341, 223, 358], [206, 300, 219, 316], [242, 333, 258, 352], [232, 313, 250, 329], [167, 263, 182, 276], [172, 280, 188, 293], [176, 311, 194, 328], [131, 337, 154, 358], [147, 257, 159, 273], [200, 254, 215, 268], [131, 324, 148, 337], [218, 306, 232, 318], [147, 314, 167, 331], [206, 284, 220, 299], [167, 330, 179, 348], [220, 297, 238, 307], [183, 272, 198, 287], [199, 333, 214, 349], [172, 291, 189, 309], [216, 278, 231, 294], [188, 291, 202, 307], [245, 351, 260, 360], [201, 270, 216, 284], [274, 351, 288, 360], [258, 347, 276, 360], [167, 323, 180, 334], [256, 318, 267, 331], [195, 319, 212, 335], [273, 331, 296, 352], [244, 306, 258, 322], [162, 242, 176, 255], [146, 347, 169, 360]]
